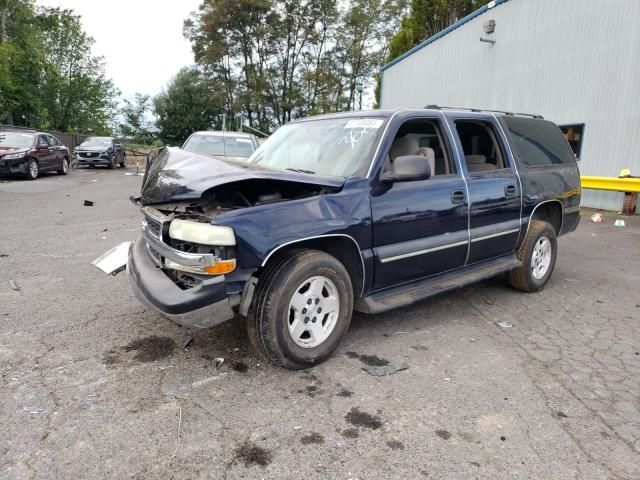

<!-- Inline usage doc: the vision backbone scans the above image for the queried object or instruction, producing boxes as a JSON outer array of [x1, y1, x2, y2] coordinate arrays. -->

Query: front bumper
[[76, 153, 111, 165], [127, 237, 235, 329], [0, 158, 28, 175]]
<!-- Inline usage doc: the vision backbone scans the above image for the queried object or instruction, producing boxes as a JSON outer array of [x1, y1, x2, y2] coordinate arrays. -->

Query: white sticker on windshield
[[235, 138, 252, 143], [344, 119, 384, 129]]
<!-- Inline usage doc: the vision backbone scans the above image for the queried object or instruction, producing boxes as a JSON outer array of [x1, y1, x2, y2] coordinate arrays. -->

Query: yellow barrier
[[580, 176, 640, 193]]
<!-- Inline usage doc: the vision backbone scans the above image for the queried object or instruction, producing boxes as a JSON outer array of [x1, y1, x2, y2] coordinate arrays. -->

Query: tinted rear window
[[502, 117, 576, 167]]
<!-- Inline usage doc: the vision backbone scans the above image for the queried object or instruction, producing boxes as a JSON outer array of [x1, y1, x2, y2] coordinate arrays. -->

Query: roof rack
[[424, 105, 544, 119]]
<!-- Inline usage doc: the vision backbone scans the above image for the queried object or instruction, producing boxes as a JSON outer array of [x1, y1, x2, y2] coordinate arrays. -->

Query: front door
[[449, 116, 521, 264], [371, 116, 469, 290], [35, 135, 54, 170]]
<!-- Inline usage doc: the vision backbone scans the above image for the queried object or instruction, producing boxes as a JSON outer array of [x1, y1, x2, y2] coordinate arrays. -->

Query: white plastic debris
[[495, 321, 513, 328], [614, 219, 626, 227], [590, 212, 603, 223]]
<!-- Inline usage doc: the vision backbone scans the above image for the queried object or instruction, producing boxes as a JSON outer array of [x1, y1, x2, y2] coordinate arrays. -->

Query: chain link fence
[[0, 124, 88, 152]]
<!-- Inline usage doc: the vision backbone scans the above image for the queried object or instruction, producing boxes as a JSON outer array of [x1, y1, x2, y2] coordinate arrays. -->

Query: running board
[[354, 255, 521, 314]]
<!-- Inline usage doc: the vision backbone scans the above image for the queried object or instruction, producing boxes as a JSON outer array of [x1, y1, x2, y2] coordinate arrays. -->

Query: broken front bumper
[[127, 238, 234, 329]]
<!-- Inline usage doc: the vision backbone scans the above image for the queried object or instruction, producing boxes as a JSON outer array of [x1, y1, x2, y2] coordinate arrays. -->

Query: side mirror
[[381, 155, 432, 183]]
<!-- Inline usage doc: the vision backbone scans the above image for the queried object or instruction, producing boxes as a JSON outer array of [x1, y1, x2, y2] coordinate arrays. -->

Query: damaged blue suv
[[108, 107, 580, 369]]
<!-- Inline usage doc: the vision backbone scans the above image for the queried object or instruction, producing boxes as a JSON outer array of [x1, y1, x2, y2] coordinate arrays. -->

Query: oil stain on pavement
[[345, 407, 383, 429]]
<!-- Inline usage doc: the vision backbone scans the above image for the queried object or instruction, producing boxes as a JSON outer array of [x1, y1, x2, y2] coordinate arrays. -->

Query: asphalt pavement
[[1, 167, 639, 479]]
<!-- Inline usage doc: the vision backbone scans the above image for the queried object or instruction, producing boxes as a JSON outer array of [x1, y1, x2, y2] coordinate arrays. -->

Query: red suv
[[0, 131, 70, 180]]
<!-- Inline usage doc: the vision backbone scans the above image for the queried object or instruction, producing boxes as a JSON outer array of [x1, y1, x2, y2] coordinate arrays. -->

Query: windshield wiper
[[286, 168, 315, 174]]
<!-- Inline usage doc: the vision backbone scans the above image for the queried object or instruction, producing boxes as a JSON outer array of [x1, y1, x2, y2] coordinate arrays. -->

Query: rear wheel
[[57, 157, 69, 175], [247, 249, 353, 369], [507, 220, 557, 292], [26, 159, 39, 180]]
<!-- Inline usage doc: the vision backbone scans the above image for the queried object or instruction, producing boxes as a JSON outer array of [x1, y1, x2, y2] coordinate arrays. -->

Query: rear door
[[448, 114, 521, 264], [371, 114, 469, 289]]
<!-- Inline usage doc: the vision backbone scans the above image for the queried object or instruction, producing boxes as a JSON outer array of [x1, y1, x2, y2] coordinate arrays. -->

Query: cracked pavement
[[1, 168, 639, 479]]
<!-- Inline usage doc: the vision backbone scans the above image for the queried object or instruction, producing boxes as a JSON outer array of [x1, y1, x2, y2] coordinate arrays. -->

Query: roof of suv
[[291, 106, 543, 123]]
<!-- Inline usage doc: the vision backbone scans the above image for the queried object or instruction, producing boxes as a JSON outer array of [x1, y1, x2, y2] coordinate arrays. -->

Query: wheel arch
[[260, 234, 365, 298], [528, 200, 563, 236]]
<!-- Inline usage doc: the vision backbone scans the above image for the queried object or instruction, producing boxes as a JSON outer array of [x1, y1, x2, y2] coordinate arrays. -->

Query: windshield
[[0, 132, 34, 148], [182, 134, 255, 158], [81, 137, 112, 147], [247, 117, 385, 177]]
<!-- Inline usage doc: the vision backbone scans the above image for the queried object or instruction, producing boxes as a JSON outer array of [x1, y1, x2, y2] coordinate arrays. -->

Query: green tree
[[0, 2, 118, 133], [153, 67, 222, 145], [36, 7, 119, 133], [0, 0, 46, 126], [118, 93, 156, 145]]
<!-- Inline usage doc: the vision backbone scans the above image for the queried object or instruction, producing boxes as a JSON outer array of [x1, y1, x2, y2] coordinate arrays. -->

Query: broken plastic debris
[[590, 213, 603, 223], [614, 219, 625, 227], [181, 337, 193, 350], [362, 363, 409, 376], [23, 405, 43, 414], [293, 425, 302, 430], [495, 321, 513, 328], [215, 358, 225, 369], [83, 200, 94, 206], [8, 280, 19, 291]]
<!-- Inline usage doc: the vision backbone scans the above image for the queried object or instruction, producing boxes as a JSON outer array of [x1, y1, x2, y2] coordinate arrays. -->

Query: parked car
[[181, 131, 259, 162], [0, 131, 69, 179], [97, 107, 581, 369], [75, 136, 126, 168]]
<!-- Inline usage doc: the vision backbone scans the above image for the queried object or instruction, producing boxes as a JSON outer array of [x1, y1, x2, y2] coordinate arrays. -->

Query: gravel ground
[[1, 167, 639, 479]]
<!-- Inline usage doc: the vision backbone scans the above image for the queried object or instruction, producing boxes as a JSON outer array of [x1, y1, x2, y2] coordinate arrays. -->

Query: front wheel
[[26, 159, 39, 180], [247, 249, 353, 369], [119, 154, 126, 168], [507, 220, 557, 292], [109, 155, 116, 169]]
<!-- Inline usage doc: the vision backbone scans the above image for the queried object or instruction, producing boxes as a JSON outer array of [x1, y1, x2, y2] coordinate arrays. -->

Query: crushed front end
[[127, 205, 237, 329]]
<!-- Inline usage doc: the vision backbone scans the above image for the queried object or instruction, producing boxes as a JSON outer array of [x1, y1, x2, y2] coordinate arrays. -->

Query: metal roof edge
[[381, 0, 511, 72]]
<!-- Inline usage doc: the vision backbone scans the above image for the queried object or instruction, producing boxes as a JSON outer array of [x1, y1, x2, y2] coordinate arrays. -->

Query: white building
[[380, 0, 640, 211]]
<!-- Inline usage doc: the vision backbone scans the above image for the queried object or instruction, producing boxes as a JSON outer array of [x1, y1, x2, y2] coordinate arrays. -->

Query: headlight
[[169, 219, 236, 246], [3, 152, 26, 160]]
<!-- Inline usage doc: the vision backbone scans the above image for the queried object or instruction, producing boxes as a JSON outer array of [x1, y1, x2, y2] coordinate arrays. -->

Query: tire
[[119, 154, 126, 168], [247, 249, 354, 369], [57, 157, 69, 175], [26, 159, 39, 180], [507, 220, 557, 292], [109, 155, 116, 169]]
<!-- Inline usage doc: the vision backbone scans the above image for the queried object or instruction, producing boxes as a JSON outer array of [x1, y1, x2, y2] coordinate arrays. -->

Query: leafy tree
[[184, 0, 405, 132], [118, 93, 156, 145], [36, 7, 118, 133], [153, 67, 222, 145], [0, 2, 118, 133]]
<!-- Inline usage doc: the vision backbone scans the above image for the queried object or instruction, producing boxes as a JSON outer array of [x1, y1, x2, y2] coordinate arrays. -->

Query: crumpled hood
[[140, 147, 345, 204]]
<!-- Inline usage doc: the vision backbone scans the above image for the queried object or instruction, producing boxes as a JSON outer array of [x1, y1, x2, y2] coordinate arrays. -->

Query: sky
[[37, 0, 202, 100]]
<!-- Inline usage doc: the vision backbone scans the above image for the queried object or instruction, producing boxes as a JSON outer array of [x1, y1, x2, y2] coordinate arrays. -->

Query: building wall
[[381, 0, 640, 211]]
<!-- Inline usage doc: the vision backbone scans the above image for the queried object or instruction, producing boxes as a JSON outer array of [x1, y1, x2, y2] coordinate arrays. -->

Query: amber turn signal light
[[204, 259, 236, 275]]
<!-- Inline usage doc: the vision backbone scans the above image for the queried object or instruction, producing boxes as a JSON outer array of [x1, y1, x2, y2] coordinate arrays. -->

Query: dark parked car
[[181, 131, 259, 162], [0, 131, 69, 179], [98, 107, 581, 369], [75, 136, 126, 168]]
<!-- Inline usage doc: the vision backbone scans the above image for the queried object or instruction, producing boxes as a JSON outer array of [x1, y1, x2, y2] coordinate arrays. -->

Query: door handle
[[504, 184, 518, 197], [451, 189, 466, 204]]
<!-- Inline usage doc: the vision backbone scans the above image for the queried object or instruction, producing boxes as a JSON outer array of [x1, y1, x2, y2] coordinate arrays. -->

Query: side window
[[455, 121, 507, 173], [37, 135, 49, 146], [559, 124, 584, 159], [47, 135, 60, 146], [386, 119, 456, 176], [503, 117, 576, 167]]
